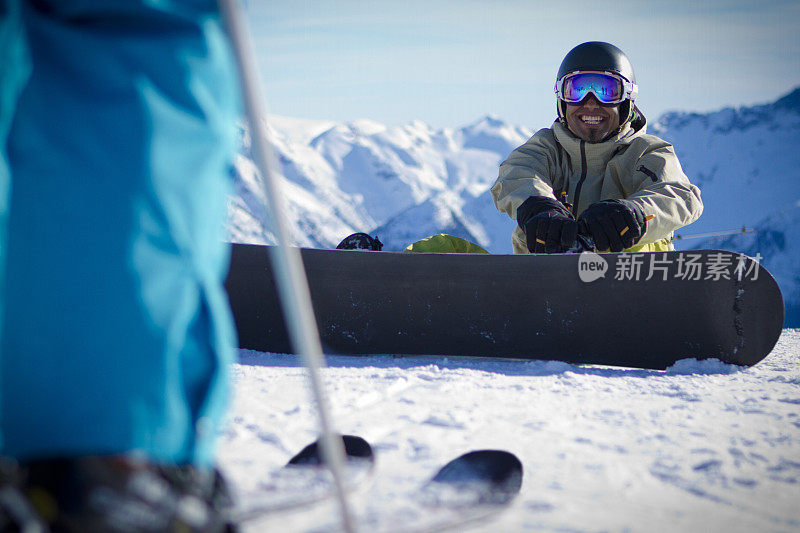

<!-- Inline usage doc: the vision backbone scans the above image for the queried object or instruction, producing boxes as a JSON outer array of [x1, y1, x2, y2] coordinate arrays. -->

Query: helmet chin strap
[[620, 99, 633, 124]]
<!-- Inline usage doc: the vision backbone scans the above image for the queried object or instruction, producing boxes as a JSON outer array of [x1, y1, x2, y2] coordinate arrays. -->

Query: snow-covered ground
[[218, 329, 800, 532]]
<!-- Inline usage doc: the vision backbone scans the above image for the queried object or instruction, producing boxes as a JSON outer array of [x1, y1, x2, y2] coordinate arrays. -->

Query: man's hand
[[517, 196, 578, 254], [577, 199, 647, 252]]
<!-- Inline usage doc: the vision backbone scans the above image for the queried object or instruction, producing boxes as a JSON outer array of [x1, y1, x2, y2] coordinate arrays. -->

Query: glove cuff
[[616, 198, 643, 213], [616, 199, 647, 231]]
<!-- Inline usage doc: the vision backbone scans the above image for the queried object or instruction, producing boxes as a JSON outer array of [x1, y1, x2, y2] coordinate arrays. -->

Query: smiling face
[[564, 94, 621, 143]]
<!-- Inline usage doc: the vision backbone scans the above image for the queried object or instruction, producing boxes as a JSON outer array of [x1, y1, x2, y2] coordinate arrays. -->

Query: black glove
[[577, 199, 647, 252], [516, 196, 578, 254]]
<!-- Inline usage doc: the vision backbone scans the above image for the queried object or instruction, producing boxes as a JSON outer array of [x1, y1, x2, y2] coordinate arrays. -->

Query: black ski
[[411, 449, 523, 532], [313, 449, 523, 532], [228, 434, 374, 523]]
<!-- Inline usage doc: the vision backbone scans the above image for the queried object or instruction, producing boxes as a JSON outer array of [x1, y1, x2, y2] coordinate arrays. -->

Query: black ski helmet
[[555, 41, 637, 125]]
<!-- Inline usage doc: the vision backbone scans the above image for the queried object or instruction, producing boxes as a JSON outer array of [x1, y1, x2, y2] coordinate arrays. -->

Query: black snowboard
[[225, 244, 783, 369]]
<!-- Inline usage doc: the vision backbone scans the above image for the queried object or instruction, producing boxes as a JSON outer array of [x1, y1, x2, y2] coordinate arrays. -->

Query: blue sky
[[247, 1, 800, 129]]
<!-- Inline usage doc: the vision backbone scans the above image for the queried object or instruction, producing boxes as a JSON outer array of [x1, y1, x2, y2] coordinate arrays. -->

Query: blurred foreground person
[[0, 1, 241, 530]]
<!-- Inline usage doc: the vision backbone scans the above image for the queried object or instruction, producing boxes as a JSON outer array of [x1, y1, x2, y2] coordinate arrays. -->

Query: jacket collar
[[552, 119, 645, 165]]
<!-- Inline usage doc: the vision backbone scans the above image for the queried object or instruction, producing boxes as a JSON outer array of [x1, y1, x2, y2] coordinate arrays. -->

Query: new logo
[[578, 251, 608, 282]]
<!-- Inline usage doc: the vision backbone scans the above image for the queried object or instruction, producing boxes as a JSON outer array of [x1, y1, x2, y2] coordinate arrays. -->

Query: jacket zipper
[[571, 140, 587, 217]]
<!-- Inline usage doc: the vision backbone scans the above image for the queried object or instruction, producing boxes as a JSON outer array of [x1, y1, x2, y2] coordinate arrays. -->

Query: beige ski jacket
[[491, 116, 703, 254]]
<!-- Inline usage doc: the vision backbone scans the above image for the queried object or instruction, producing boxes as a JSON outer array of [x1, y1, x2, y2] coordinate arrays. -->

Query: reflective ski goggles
[[555, 71, 638, 105]]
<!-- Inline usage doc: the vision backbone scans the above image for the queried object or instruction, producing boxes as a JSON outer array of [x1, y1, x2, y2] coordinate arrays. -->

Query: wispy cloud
[[247, 0, 800, 127]]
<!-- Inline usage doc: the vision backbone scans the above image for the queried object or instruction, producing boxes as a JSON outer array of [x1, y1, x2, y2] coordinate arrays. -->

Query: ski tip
[[287, 434, 374, 467], [430, 449, 523, 503]]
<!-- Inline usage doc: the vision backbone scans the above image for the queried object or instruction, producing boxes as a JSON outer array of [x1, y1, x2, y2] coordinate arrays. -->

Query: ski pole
[[673, 226, 754, 240], [217, 1, 356, 531]]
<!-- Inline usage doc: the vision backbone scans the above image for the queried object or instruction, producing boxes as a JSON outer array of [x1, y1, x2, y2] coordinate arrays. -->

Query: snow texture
[[218, 330, 800, 532]]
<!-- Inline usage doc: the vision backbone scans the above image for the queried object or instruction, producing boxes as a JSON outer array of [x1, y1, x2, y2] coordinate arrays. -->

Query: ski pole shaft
[[674, 226, 753, 240], [218, 1, 355, 532]]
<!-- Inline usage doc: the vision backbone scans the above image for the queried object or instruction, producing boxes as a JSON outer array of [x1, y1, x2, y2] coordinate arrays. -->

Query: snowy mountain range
[[650, 88, 800, 325], [227, 87, 800, 325], [227, 114, 528, 252]]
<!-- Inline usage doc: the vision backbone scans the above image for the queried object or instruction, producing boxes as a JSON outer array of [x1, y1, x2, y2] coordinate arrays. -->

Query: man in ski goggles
[[492, 41, 703, 256], [555, 71, 638, 106], [553, 70, 639, 145]]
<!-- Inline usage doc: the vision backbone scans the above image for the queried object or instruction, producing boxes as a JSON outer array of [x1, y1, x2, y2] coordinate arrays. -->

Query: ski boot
[[1, 455, 237, 532], [0, 458, 46, 532]]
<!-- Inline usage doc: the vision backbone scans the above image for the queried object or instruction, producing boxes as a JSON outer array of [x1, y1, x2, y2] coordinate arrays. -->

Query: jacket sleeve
[[620, 138, 704, 245], [491, 128, 561, 222]]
